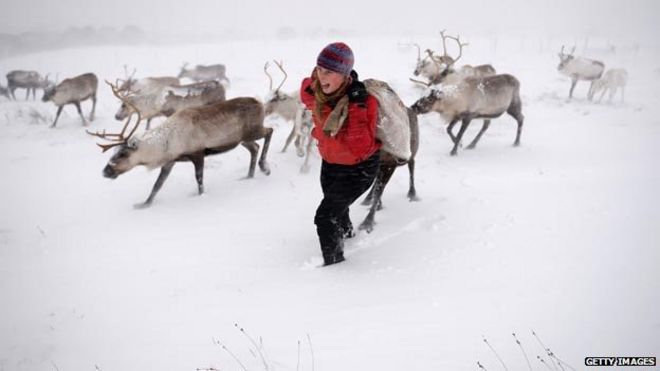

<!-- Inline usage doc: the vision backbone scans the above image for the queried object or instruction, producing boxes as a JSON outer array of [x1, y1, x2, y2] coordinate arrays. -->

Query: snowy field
[[1, 35, 659, 371]]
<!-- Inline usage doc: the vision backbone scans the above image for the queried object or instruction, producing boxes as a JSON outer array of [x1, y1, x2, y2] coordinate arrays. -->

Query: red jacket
[[300, 77, 381, 165]]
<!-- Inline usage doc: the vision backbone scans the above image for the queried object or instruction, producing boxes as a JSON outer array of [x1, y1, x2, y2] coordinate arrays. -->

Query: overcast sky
[[2, 0, 658, 40]]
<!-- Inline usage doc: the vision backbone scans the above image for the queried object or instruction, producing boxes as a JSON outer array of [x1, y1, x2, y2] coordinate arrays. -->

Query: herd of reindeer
[[0, 32, 629, 232]]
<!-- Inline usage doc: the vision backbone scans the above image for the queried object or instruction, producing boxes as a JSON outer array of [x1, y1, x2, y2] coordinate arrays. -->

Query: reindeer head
[[263, 60, 291, 116], [41, 85, 56, 102], [102, 137, 141, 178], [88, 81, 144, 178], [557, 45, 576, 70], [411, 89, 443, 114]]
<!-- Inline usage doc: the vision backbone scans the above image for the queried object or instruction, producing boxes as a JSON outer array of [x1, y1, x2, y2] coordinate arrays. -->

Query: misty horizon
[[2, 0, 658, 42]]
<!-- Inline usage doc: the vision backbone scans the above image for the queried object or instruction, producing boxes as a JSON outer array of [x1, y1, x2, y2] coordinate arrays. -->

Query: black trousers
[[314, 152, 380, 262]]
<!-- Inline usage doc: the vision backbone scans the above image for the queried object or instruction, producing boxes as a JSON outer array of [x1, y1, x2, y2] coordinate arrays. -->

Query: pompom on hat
[[316, 42, 354, 76]]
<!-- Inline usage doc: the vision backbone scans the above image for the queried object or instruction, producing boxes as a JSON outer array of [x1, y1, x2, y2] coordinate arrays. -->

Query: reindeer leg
[[9, 87, 16, 100], [135, 162, 175, 209], [300, 134, 314, 173], [281, 125, 297, 153], [258, 127, 273, 175], [74, 102, 88, 126], [25, 88, 29, 101], [508, 111, 524, 147], [361, 167, 380, 206], [241, 141, 260, 178], [359, 164, 396, 233], [50, 106, 64, 128], [451, 118, 471, 156], [598, 88, 607, 103], [466, 119, 491, 149], [145, 118, 152, 131], [190, 154, 205, 195], [446, 119, 459, 144], [407, 158, 420, 201], [89, 94, 97, 121], [295, 135, 305, 157], [569, 79, 578, 99]]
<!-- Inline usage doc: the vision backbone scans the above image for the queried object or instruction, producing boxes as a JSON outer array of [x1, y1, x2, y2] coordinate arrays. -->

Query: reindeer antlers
[[86, 80, 142, 152], [559, 45, 576, 56], [440, 30, 469, 69], [264, 59, 288, 93], [272, 60, 288, 92], [263, 61, 274, 92]]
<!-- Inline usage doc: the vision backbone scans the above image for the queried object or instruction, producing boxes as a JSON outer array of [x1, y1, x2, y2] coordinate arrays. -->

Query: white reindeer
[[263, 60, 314, 172], [410, 31, 495, 87], [411, 74, 524, 156], [557, 45, 605, 100], [588, 68, 628, 103]]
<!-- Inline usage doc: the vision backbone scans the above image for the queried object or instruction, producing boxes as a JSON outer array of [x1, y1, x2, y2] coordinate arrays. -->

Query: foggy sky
[[2, 0, 658, 40]]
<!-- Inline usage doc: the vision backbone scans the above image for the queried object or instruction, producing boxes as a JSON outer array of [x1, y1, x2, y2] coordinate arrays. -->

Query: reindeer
[[42, 73, 98, 128], [0, 84, 10, 100], [6, 70, 50, 100], [118, 76, 180, 96], [411, 74, 524, 156], [412, 44, 448, 83], [557, 45, 605, 99], [178, 63, 229, 85], [359, 106, 419, 233], [88, 82, 272, 208], [114, 93, 166, 131], [160, 80, 226, 116], [263, 60, 314, 171], [588, 68, 628, 103], [411, 32, 495, 86]]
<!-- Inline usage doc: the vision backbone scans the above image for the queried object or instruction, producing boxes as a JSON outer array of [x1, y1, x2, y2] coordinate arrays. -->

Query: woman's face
[[316, 66, 347, 95]]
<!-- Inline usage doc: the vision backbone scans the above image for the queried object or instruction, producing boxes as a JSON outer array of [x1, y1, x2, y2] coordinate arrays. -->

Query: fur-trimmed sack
[[364, 79, 411, 161]]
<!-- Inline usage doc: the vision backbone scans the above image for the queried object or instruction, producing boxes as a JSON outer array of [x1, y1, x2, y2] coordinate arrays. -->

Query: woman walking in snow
[[299, 42, 381, 266]]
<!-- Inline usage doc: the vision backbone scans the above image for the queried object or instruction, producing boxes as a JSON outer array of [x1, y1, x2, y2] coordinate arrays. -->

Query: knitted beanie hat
[[316, 42, 354, 76]]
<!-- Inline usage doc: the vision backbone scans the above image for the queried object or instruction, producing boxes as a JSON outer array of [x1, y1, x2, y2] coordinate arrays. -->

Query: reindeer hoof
[[259, 163, 271, 176], [358, 221, 374, 233], [466, 144, 476, 150], [133, 201, 152, 209], [408, 194, 420, 202]]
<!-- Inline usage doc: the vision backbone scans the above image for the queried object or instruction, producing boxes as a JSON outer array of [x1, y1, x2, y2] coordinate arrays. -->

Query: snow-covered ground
[[1, 36, 659, 371]]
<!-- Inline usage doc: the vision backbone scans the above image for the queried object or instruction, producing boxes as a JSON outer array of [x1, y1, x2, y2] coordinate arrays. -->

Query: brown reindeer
[[411, 74, 524, 156], [88, 82, 272, 208], [42, 73, 98, 128], [6, 70, 50, 100], [359, 107, 419, 233]]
